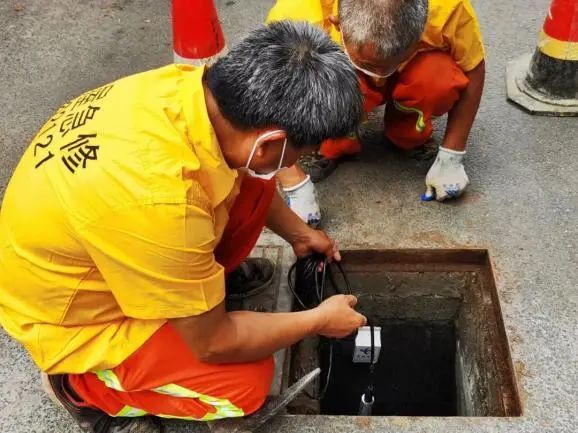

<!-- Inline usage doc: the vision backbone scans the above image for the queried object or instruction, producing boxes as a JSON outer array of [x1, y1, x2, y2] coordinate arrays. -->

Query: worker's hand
[[423, 147, 470, 202], [291, 228, 341, 261], [315, 295, 367, 338]]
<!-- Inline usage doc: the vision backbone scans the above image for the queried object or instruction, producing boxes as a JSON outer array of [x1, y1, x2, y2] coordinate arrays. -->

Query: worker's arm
[[79, 195, 362, 365], [170, 294, 366, 363], [424, 61, 485, 201], [171, 191, 364, 363], [266, 190, 340, 260], [442, 60, 485, 152]]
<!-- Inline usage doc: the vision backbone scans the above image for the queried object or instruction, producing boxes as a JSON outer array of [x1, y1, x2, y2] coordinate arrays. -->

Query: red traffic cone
[[506, 0, 578, 116], [172, 0, 227, 65]]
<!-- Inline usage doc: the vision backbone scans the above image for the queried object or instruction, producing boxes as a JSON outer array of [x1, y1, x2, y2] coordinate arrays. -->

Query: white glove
[[283, 175, 321, 227], [423, 147, 470, 202]]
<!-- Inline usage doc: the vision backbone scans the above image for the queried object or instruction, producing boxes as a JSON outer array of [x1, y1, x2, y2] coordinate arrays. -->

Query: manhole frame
[[281, 248, 522, 418]]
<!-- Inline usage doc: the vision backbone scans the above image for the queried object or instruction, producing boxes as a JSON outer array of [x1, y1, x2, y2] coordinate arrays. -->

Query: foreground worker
[[271, 0, 486, 224], [0, 22, 366, 433]]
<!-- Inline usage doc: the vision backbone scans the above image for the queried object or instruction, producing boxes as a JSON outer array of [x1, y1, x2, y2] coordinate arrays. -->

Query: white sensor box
[[353, 326, 382, 364]]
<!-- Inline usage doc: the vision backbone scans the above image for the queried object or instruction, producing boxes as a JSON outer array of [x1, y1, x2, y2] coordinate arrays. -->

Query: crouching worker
[[0, 22, 366, 433], [270, 0, 486, 222]]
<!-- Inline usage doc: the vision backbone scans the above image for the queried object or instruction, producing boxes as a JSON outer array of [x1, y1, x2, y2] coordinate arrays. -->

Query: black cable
[[318, 340, 333, 400], [287, 262, 307, 310], [314, 261, 322, 304], [333, 260, 352, 295], [288, 256, 355, 401], [313, 259, 332, 400], [327, 265, 339, 293], [288, 257, 350, 309], [365, 321, 376, 401], [317, 260, 332, 400], [302, 338, 333, 401], [319, 259, 328, 302]]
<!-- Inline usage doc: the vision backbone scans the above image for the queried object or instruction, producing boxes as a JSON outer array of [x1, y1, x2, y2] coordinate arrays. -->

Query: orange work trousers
[[68, 177, 277, 421], [320, 51, 470, 159]]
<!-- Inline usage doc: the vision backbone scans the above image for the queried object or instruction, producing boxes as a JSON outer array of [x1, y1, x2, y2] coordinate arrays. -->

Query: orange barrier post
[[172, 0, 226, 65], [506, 0, 578, 116]]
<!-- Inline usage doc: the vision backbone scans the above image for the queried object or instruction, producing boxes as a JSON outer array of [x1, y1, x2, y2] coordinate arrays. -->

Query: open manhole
[[286, 249, 521, 417]]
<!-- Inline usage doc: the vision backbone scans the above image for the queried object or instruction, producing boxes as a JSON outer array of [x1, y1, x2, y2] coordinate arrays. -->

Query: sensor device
[[353, 326, 381, 364]]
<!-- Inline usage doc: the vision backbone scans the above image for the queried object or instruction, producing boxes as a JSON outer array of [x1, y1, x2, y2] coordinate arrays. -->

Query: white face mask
[[342, 37, 397, 79], [244, 130, 288, 180]]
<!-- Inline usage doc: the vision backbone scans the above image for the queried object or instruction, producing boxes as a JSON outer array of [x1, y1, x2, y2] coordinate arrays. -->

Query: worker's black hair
[[205, 20, 362, 149]]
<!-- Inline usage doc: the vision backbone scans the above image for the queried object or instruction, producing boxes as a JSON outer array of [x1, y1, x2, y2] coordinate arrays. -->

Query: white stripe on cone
[[173, 46, 228, 66]]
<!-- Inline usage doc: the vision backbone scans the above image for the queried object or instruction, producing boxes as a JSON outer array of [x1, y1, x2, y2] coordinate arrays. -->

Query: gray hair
[[339, 0, 428, 58], [206, 21, 362, 148]]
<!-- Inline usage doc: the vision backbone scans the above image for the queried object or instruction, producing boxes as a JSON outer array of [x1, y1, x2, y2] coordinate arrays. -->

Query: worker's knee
[[394, 51, 469, 115], [253, 355, 275, 400], [320, 136, 361, 159], [236, 356, 275, 416]]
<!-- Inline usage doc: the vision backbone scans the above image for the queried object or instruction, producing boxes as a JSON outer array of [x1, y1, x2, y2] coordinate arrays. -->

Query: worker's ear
[[329, 14, 341, 30], [254, 129, 286, 158]]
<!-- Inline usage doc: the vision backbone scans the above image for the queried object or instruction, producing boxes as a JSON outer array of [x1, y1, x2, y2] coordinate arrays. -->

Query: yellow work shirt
[[0, 65, 240, 374], [267, 0, 485, 72]]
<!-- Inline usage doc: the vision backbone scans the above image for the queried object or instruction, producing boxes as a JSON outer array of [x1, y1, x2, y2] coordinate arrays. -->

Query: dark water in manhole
[[319, 321, 456, 416]]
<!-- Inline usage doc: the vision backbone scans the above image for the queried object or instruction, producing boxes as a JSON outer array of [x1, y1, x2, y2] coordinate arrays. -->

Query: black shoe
[[404, 138, 439, 161], [42, 374, 163, 433], [298, 151, 339, 183], [225, 258, 275, 301]]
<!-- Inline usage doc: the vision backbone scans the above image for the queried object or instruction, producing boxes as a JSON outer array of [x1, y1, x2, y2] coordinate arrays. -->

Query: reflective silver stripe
[[94, 376, 244, 421], [153, 384, 245, 420], [94, 369, 124, 391], [151, 383, 199, 398], [393, 100, 427, 133], [116, 405, 147, 417]]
